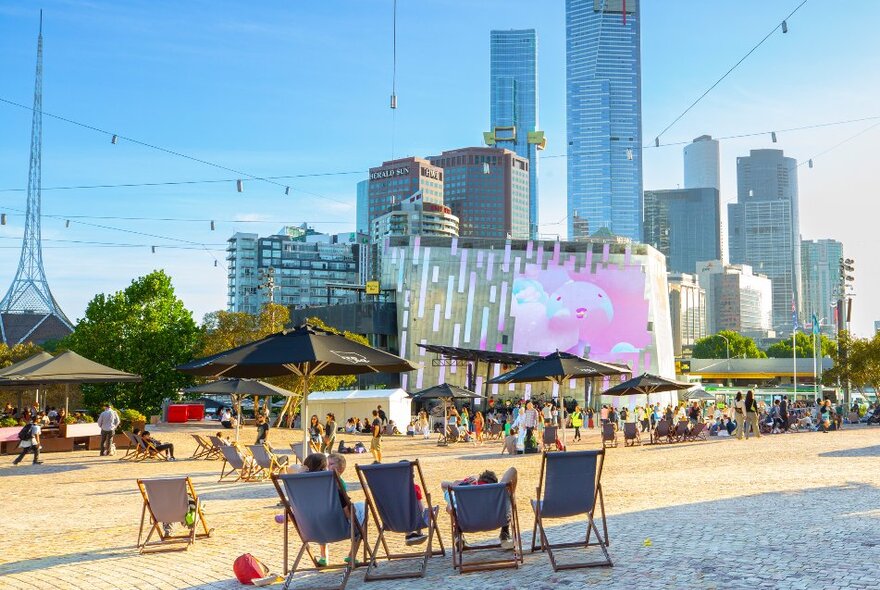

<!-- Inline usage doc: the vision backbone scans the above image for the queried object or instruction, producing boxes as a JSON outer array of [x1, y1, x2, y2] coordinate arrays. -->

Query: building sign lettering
[[420, 167, 442, 181], [370, 166, 410, 180]]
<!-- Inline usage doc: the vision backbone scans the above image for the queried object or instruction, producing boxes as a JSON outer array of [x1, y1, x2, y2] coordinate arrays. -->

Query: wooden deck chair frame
[[623, 422, 641, 447], [531, 450, 612, 571], [448, 482, 523, 574], [650, 420, 671, 444], [136, 476, 212, 553], [355, 459, 445, 581], [672, 421, 690, 442], [218, 445, 261, 483], [601, 423, 617, 448], [271, 473, 371, 590], [119, 431, 141, 461], [487, 423, 503, 441], [190, 434, 217, 459], [288, 442, 306, 465], [248, 444, 289, 478], [687, 422, 708, 441]]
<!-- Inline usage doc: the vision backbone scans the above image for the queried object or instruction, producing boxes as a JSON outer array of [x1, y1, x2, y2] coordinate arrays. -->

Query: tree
[[824, 331, 880, 393], [0, 342, 44, 368], [61, 270, 202, 415], [692, 330, 766, 359], [765, 332, 836, 359]]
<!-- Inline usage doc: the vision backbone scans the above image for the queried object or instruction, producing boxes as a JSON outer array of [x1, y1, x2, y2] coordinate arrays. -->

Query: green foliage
[[765, 333, 837, 358], [824, 331, 880, 392], [60, 270, 202, 416], [119, 408, 147, 432], [0, 342, 44, 368], [0, 416, 19, 427], [63, 415, 76, 425], [692, 331, 767, 359]]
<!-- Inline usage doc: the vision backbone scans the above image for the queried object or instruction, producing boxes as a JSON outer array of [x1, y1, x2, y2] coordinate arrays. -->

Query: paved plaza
[[2, 424, 879, 590]]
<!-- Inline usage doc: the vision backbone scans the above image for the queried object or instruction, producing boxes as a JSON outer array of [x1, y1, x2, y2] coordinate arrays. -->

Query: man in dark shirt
[[377, 404, 388, 425]]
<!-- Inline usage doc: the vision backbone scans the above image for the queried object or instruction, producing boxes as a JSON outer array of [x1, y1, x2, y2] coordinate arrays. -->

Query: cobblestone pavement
[[2, 424, 879, 589]]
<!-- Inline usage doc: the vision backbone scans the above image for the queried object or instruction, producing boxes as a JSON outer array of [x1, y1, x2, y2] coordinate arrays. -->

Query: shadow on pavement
[[819, 445, 880, 458]]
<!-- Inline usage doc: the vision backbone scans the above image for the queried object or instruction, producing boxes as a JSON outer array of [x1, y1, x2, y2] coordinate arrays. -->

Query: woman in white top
[[733, 392, 747, 439]]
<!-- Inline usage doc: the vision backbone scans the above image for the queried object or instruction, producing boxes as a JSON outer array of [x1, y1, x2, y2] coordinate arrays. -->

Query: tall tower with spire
[[0, 14, 73, 345]]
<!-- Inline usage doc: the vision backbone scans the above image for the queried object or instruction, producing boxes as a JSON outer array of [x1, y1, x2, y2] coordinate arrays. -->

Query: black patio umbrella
[[600, 372, 693, 397], [177, 324, 416, 448], [489, 351, 630, 446], [184, 378, 298, 441], [409, 383, 481, 444]]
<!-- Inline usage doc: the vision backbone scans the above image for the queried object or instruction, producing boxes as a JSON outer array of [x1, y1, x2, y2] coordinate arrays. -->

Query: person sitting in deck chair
[[142, 431, 175, 461], [303, 453, 365, 567], [441, 467, 518, 550]]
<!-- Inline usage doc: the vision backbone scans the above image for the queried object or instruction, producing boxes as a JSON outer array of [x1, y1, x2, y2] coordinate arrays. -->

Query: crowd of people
[[2, 402, 96, 427]]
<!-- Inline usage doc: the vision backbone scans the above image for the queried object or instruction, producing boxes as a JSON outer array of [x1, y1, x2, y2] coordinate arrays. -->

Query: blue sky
[[0, 0, 877, 335]]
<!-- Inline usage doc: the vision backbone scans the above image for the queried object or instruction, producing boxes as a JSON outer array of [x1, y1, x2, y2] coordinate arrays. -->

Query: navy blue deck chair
[[355, 460, 444, 580], [272, 471, 371, 590], [531, 449, 612, 570], [601, 422, 617, 448], [542, 425, 559, 452], [448, 482, 523, 574]]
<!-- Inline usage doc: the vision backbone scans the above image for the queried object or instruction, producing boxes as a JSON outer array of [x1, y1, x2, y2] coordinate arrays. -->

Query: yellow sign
[[365, 281, 380, 295]]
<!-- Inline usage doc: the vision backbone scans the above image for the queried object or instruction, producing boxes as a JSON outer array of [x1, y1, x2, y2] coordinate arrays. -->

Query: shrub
[[64, 415, 76, 425], [119, 408, 147, 433], [0, 416, 18, 427]]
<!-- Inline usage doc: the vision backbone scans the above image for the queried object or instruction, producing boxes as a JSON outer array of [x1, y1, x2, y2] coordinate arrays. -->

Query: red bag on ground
[[234, 553, 269, 585]]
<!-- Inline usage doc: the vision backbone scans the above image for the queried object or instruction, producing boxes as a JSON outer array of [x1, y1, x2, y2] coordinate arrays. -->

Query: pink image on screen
[[510, 262, 650, 365]]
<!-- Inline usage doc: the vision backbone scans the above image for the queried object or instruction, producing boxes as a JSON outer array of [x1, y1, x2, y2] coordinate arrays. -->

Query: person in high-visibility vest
[[570, 405, 584, 442]]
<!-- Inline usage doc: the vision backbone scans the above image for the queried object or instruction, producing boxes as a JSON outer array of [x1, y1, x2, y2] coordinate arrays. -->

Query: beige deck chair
[[136, 477, 212, 552]]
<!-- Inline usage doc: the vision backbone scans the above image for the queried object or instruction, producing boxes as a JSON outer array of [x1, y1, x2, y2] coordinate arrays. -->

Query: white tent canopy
[[306, 388, 412, 429]]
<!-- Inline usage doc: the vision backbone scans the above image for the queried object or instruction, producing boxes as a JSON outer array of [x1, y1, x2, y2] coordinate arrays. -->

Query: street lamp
[[718, 334, 731, 386]]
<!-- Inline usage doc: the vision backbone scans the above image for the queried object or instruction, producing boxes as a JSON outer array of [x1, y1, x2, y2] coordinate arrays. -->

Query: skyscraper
[[801, 238, 843, 333], [566, 0, 643, 241], [728, 149, 801, 333], [643, 187, 721, 274], [428, 147, 531, 239], [683, 135, 721, 191], [356, 179, 369, 235], [486, 29, 544, 238]]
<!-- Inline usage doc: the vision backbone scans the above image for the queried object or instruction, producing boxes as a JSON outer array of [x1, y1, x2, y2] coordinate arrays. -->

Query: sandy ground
[[1, 422, 879, 589]]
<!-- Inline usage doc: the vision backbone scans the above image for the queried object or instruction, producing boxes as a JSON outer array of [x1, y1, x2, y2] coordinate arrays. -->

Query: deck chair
[[650, 420, 671, 444], [119, 431, 142, 461], [542, 426, 559, 452], [218, 445, 260, 483], [136, 477, 212, 552], [248, 444, 289, 477], [531, 450, 612, 571], [672, 421, 689, 442], [137, 434, 169, 461], [488, 423, 503, 441], [272, 471, 371, 590], [448, 482, 522, 573], [191, 434, 218, 459], [687, 422, 708, 441], [601, 423, 617, 448], [623, 422, 641, 447], [288, 442, 306, 465], [355, 460, 444, 580]]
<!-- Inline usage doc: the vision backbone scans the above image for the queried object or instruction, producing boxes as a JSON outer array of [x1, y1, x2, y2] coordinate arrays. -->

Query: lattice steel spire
[[0, 13, 73, 344]]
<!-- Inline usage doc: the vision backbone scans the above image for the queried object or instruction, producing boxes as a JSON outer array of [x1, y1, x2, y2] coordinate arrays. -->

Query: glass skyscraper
[[801, 238, 843, 333], [566, 0, 642, 241], [487, 29, 543, 239], [728, 149, 802, 333], [643, 187, 721, 275]]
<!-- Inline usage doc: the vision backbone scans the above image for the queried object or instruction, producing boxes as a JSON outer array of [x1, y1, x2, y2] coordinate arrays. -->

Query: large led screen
[[510, 263, 651, 371]]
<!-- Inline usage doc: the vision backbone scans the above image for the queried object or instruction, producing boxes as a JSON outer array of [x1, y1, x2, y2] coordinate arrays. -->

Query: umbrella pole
[[558, 377, 567, 449], [65, 384, 69, 417], [234, 394, 241, 443]]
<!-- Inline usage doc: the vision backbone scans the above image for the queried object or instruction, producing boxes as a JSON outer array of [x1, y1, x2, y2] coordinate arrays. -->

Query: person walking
[[322, 413, 337, 453], [745, 391, 761, 439], [570, 405, 584, 442], [12, 416, 42, 466], [370, 409, 383, 463], [520, 401, 539, 446], [734, 392, 747, 440], [473, 411, 484, 444], [97, 403, 120, 456], [376, 404, 388, 425]]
